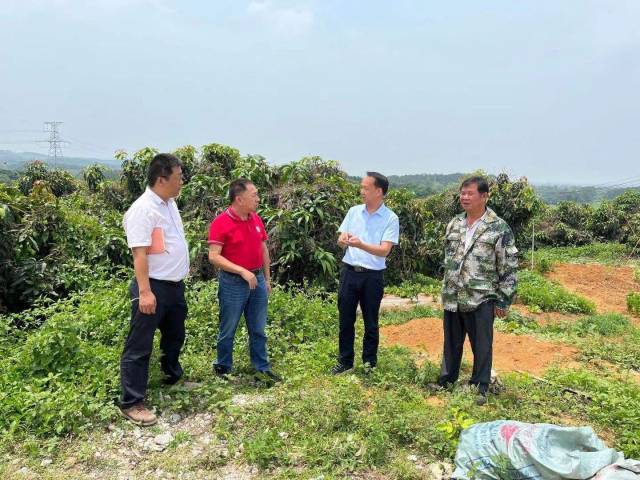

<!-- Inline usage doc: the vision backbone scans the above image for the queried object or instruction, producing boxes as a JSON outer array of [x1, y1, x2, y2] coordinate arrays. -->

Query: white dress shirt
[[123, 187, 189, 282], [338, 203, 400, 270]]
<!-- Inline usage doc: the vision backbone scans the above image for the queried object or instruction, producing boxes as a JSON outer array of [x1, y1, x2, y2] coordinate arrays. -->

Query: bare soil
[[546, 263, 639, 315], [381, 317, 578, 375]]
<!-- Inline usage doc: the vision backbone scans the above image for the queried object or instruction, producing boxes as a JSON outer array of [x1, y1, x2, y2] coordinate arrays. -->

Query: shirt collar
[[361, 203, 387, 217], [225, 207, 251, 222], [146, 187, 170, 206]]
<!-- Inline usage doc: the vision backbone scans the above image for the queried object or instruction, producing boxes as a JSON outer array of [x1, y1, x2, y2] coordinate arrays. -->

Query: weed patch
[[627, 292, 640, 316], [531, 243, 633, 265], [518, 270, 596, 314]]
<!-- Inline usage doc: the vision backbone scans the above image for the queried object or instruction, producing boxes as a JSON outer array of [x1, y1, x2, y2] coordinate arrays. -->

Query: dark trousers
[[338, 267, 384, 367], [120, 278, 187, 409], [438, 300, 494, 394]]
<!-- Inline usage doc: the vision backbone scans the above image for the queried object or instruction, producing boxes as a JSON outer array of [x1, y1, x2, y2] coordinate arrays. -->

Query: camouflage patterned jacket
[[441, 207, 518, 312]]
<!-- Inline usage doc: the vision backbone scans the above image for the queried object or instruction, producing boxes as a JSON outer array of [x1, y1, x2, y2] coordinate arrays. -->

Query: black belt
[[343, 263, 383, 273], [149, 278, 184, 287], [222, 268, 262, 276]]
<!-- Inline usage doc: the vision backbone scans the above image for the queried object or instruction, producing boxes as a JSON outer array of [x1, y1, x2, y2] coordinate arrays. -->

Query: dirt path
[[381, 317, 578, 375], [546, 263, 639, 315]]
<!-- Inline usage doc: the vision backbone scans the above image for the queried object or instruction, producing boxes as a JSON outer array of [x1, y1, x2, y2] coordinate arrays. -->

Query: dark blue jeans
[[120, 278, 187, 409], [214, 270, 270, 372]]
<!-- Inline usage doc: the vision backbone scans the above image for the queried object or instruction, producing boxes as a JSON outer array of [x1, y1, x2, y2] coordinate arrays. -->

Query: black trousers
[[120, 278, 187, 409], [338, 267, 384, 367], [438, 300, 494, 394]]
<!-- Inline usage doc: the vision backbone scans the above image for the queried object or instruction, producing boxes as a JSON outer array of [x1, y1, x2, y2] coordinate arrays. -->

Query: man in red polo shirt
[[208, 178, 281, 383]]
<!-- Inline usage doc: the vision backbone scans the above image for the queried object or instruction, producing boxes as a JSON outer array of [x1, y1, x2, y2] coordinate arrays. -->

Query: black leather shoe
[[330, 363, 353, 375], [213, 365, 230, 379]]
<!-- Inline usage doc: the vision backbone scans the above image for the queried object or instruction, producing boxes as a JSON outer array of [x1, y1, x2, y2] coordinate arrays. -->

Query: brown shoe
[[120, 404, 158, 426]]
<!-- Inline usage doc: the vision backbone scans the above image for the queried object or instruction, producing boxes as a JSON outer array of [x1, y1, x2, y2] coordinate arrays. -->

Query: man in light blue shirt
[[330, 172, 400, 374]]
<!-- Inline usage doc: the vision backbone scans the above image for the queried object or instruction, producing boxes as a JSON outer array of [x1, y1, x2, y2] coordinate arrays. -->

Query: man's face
[[238, 183, 259, 212], [161, 166, 183, 198], [360, 176, 382, 204], [459, 182, 487, 213]]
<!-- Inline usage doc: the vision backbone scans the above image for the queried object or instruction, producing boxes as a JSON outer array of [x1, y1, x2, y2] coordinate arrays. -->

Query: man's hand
[[265, 279, 272, 295], [338, 232, 352, 248], [139, 289, 157, 315], [240, 269, 258, 289], [346, 235, 363, 248], [495, 306, 508, 318]]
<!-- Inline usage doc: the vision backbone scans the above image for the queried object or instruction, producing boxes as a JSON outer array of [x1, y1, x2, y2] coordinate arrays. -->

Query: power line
[[35, 121, 70, 166]]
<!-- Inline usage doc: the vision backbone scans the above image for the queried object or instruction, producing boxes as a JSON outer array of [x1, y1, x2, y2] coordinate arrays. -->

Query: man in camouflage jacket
[[435, 176, 518, 405]]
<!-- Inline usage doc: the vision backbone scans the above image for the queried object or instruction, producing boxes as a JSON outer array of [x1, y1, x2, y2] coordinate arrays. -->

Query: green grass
[[517, 270, 596, 314], [628, 292, 640, 316], [386, 274, 441, 302], [2, 268, 640, 477], [379, 304, 442, 326], [497, 310, 640, 372], [529, 242, 635, 266]]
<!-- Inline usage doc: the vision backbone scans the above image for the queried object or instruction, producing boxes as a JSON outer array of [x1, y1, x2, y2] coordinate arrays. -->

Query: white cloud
[[247, 0, 314, 37]]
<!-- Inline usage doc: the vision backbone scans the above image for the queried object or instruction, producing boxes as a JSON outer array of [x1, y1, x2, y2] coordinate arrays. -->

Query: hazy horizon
[[1, 1, 639, 185]]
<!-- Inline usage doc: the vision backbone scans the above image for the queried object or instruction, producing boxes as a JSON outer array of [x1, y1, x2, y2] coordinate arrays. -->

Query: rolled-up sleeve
[[382, 214, 400, 245], [495, 228, 519, 309], [123, 206, 155, 248]]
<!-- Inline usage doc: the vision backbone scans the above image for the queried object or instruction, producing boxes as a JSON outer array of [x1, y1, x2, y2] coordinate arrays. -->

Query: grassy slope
[[1, 269, 639, 478]]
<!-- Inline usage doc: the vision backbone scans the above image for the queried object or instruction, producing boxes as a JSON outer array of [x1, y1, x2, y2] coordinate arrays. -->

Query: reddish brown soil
[[381, 317, 578, 375], [546, 263, 639, 315]]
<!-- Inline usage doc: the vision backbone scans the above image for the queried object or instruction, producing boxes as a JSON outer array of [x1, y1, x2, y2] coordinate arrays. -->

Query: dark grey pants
[[120, 278, 187, 409], [438, 300, 494, 394]]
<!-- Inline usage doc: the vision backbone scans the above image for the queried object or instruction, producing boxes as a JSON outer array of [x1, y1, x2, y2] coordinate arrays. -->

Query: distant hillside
[[532, 184, 640, 204], [0, 150, 120, 174], [387, 173, 466, 197], [384, 172, 640, 205]]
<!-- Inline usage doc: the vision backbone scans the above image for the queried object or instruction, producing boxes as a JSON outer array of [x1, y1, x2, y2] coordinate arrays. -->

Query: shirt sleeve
[[123, 205, 155, 248], [381, 214, 400, 244], [495, 226, 519, 309], [256, 215, 268, 241], [208, 216, 227, 245], [338, 208, 352, 233]]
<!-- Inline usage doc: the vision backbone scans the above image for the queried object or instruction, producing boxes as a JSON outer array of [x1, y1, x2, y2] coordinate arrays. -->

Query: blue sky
[[1, 0, 638, 183]]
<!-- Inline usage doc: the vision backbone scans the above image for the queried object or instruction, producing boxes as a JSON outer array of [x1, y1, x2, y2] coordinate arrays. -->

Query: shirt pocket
[[472, 239, 496, 258], [445, 232, 462, 255]]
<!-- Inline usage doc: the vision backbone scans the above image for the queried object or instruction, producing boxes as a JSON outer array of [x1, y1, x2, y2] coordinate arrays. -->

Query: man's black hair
[[147, 153, 183, 187], [460, 175, 490, 194], [229, 178, 254, 203], [366, 171, 389, 195]]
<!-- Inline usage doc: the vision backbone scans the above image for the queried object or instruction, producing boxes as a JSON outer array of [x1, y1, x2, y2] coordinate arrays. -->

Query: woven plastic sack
[[452, 420, 626, 479], [592, 460, 640, 480]]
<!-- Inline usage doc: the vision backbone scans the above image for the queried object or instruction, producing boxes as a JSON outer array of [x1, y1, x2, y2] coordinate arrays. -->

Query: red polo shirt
[[208, 208, 268, 270]]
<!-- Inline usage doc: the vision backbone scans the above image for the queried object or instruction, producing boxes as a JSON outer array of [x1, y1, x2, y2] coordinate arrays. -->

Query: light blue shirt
[[338, 203, 400, 270]]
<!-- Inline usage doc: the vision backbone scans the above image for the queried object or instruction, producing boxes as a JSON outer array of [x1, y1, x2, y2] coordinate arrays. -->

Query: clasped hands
[[338, 232, 363, 249]]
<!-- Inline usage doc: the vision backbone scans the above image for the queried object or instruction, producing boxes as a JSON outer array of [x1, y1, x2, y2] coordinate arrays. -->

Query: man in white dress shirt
[[119, 153, 190, 426]]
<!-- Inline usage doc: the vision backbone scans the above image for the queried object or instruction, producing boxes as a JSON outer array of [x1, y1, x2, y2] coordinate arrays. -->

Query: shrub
[[18, 161, 78, 198]]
